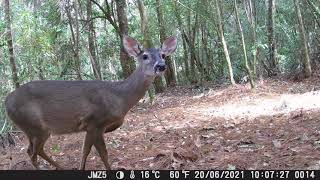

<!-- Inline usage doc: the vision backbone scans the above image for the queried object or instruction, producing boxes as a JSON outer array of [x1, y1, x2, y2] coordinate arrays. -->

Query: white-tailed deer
[[4, 35, 177, 170]]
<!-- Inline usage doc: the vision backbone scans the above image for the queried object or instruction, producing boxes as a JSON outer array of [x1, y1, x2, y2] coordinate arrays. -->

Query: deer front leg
[[93, 133, 111, 170], [79, 131, 94, 170]]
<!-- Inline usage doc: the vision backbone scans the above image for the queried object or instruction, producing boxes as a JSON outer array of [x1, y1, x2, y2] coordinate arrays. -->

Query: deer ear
[[123, 35, 142, 57], [161, 36, 177, 56]]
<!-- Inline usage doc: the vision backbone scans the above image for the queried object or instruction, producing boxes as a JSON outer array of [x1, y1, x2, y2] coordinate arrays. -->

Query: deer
[[4, 35, 177, 170]]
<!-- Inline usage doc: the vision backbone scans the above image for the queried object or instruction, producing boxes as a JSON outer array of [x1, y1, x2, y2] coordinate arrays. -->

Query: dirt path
[[1, 79, 320, 170], [196, 90, 320, 120]]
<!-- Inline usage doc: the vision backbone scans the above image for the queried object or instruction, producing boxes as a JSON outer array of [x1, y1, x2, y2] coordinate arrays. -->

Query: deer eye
[[161, 54, 166, 59], [142, 54, 148, 60]]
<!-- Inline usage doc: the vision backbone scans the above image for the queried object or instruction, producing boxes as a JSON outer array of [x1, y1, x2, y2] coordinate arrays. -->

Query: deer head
[[123, 35, 177, 76]]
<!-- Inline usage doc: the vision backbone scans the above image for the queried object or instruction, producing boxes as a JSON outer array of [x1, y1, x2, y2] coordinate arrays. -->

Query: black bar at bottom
[[0, 170, 318, 180]]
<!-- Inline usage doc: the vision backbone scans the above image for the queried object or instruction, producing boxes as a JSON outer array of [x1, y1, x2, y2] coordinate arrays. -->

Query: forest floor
[[1, 75, 320, 170]]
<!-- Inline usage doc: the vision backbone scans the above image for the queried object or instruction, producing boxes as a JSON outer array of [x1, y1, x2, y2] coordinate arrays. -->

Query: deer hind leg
[[27, 132, 63, 170], [93, 133, 111, 169], [27, 139, 33, 157], [79, 131, 95, 170], [37, 133, 64, 170], [38, 150, 64, 170], [26, 139, 38, 169], [27, 136, 41, 169]]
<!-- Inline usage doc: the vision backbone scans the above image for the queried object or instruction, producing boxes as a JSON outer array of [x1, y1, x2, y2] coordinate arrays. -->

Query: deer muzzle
[[154, 63, 166, 72]]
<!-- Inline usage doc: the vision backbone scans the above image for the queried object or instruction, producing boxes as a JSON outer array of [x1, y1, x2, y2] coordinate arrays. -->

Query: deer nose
[[155, 64, 166, 72]]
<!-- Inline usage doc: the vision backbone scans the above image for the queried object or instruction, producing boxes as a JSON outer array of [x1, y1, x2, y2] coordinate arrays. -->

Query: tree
[[214, 0, 236, 85], [90, 0, 136, 78], [267, 0, 277, 75], [173, 1, 202, 84], [156, 0, 176, 86], [4, 0, 19, 88], [66, 0, 82, 80], [294, 0, 312, 78], [33, 0, 44, 80], [116, 0, 136, 78], [306, 0, 320, 27], [234, 0, 254, 88], [172, 0, 191, 83], [0, 0, 319, 99], [243, 0, 257, 77], [87, 0, 101, 80], [137, 0, 165, 93]]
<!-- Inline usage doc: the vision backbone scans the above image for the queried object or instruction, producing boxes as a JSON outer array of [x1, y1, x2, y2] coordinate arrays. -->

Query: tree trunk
[[116, 0, 136, 78], [137, 0, 165, 94], [306, 0, 320, 27], [172, 0, 191, 83], [191, 12, 207, 85], [306, 0, 320, 19], [215, 0, 236, 85], [244, 0, 257, 77], [33, 0, 44, 80], [136, 0, 155, 101], [156, 0, 176, 86], [201, 24, 212, 81], [137, 0, 152, 48], [234, 0, 255, 88], [187, 11, 198, 84], [74, 0, 82, 80], [4, 0, 19, 88], [267, 0, 277, 75], [66, 0, 82, 80], [294, 0, 312, 77], [181, 37, 190, 82], [87, 0, 101, 79]]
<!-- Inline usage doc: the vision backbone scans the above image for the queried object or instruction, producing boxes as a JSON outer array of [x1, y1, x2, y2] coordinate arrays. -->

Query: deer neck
[[117, 66, 154, 111]]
